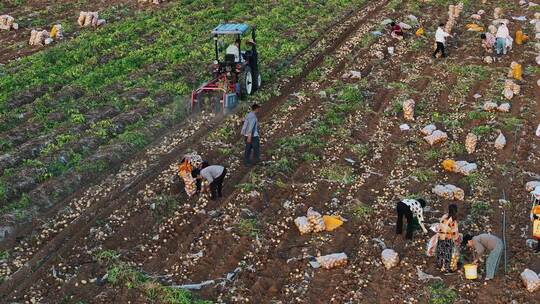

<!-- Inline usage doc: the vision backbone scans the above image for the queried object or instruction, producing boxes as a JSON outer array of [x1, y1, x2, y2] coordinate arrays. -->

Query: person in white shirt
[[226, 39, 242, 62], [396, 198, 428, 240], [495, 22, 509, 56], [433, 23, 452, 58]]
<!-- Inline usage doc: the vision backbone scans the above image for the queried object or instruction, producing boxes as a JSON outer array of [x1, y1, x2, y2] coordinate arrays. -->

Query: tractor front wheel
[[239, 66, 253, 98]]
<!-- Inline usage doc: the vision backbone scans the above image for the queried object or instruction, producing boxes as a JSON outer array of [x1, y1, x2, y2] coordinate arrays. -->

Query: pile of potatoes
[[0, 15, 18, 30]]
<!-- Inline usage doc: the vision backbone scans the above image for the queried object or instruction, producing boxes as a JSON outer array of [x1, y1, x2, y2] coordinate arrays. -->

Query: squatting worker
[[241, 104, 261, 167], [433, 23, 452, 58], [463, 233, 503, 281], [395, 198, 428, 240], [193, 163, 227, 201]]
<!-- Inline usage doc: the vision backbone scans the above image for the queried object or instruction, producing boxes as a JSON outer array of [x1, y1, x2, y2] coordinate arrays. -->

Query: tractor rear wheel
[[254, 70, 262, 91], [239, 66, 253, 98]]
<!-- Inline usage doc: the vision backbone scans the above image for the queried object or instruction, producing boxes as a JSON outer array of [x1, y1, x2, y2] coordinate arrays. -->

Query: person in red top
[[390, 22, 403, 39]]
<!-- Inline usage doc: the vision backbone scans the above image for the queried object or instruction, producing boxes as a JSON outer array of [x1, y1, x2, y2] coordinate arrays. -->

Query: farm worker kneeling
[[495, 22, 509, 56], [241, 104, 261, 167], [395, 198, 428, 240], [226, 39, 242, 62], [463, 233, 503, 281], [433, 23, 452, 58], [480, 33, 495, 54], [193, 163, 227, 201], [389, 22, 403, 39], [435, 204, 460, 272]]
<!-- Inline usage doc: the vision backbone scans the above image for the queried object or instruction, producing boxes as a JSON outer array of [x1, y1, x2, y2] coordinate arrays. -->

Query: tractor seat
[[224, 54, 236, 65]]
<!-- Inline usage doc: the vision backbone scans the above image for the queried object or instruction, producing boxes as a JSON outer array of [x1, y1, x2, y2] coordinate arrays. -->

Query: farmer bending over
[[395, 198, 428, 240], [463, 233, 503, 281], [193, 163, 227, 201]]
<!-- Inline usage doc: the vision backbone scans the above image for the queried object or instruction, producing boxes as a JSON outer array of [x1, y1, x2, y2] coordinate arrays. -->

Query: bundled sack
[[381, 249, 399, 270], [465, 132, 478, 154], [520, 269, 540, 293], [294, 216, 311, 235], [322, 215, 344, 232], [424, 130, 448, 146], [421, 124, 437, 136], [316, 253, 348, 269], [432, 184, 465, 200], [49, 24, 63, 40], [402, 99, 415, 121], [0, 15, 18, 30], [515, 30, 529, 45], [483, 101, 498, 112], [466, 23, 484, 32], [78, 11, 106, 27], [503, 79, 520, 100], [498, 103, 510, 112], [442, 159, 477, 175], [455, 160, 477, 175], [29, 29, 51, 46], [508, 62, 523, 81], [307, 207, 326, 233], [494, 132, 506, 150]]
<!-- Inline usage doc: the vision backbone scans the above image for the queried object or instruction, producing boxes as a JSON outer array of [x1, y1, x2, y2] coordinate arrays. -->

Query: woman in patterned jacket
[[396, 198, 428, 240], [435, 204, 460, 272]]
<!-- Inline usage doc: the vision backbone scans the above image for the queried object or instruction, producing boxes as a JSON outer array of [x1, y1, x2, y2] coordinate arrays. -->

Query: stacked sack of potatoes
[[138, 0, 164, 3], [381, 249, 399, 269], [520, 269, 540, 293], [442, 159, 478, 175], [445, 3, 464, 33], [483, 100, 511, 112], [494, 131, 506, 150], [432, 184, 465, 200], [29, 24, 63, 46], [503, 79, 520, 100], [532, 13, 540, 79], [294, 207, 344, 234], [29, 30, 51, 46], [465, 132, 478, 154], [421, 124, 448, 146], [402, 99, 415, 121], [316, 253, 348, 269], [0, 15, 18, 30], [78, 11, 106, 27]]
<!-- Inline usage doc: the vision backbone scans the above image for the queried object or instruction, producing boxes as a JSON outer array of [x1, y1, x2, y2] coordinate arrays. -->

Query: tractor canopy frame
[[191, 23, 259, 112]]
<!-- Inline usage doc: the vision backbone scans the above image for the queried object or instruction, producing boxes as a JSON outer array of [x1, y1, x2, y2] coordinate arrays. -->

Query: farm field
[[1, 0, 540, 303]]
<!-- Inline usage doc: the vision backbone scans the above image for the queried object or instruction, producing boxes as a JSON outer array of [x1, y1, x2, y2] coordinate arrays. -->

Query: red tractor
[[191, 23, 261, 113]]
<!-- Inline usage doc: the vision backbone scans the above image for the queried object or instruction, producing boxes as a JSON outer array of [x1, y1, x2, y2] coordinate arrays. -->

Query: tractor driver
[[226, 39, 243, 62]]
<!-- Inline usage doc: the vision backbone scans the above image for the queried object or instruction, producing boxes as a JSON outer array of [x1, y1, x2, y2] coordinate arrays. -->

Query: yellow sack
[[323, 215, 344, 231], [442, 159, 456, 172], [515, 30, 528, 45], [50, 25, 58, 39], [415, 27, 424, 37], [533, 219, 540, 239], [511, 63, 523, 81], [465, 23, 483, 32]]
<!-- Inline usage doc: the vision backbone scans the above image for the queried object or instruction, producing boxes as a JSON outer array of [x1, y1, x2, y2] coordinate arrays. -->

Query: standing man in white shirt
[[495, 22, 509, 56], [433, 23, 452, 58]]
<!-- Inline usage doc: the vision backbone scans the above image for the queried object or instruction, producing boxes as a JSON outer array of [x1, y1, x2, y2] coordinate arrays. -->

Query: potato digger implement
[[191, 23, 261, 113]]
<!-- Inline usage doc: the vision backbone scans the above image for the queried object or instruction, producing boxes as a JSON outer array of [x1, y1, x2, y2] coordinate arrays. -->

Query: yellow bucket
[[464, 264, 478, 280]]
